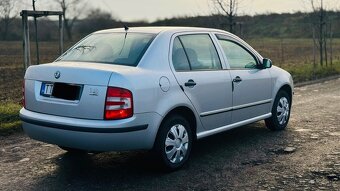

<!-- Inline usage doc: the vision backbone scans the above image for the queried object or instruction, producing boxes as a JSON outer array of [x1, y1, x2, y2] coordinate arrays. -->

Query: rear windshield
[[57, 33, 156, 66]]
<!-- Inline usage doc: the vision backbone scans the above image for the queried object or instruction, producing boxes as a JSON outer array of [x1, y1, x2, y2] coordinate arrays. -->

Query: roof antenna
[[124, 24, 129, 32], [119, 24, 129, 55]]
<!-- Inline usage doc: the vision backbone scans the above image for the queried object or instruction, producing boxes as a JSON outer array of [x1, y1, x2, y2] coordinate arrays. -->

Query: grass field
[[0, 39, 340, 134], [0, 41, 74, 103], [1, 39, 340, 102]]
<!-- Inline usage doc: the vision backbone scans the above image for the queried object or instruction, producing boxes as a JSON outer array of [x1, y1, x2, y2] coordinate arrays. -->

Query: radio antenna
[[124, 24, 129, 32], [119, 24, 129, 55]]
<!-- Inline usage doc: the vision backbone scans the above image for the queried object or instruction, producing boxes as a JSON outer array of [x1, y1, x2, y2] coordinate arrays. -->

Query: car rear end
[[20, 31, 162, 151]]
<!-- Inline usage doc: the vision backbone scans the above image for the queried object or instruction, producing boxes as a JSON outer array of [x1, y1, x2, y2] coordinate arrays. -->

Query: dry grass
[[0, 41, 74, 102], [248, 38, 340, 67], [1, 39, 340, 102]]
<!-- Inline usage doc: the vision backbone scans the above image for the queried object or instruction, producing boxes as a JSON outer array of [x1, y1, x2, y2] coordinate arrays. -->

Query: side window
[[179, 34, 221, 70], [172, 37, 191, 71], [217, 37, 258, 69]]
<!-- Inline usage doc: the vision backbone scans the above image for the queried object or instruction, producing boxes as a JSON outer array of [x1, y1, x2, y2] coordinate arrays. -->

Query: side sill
[[197, 113, 272, 139]]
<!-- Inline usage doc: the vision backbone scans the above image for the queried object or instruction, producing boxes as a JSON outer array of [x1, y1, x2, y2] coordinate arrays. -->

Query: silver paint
[[21, 27, 293, 151]]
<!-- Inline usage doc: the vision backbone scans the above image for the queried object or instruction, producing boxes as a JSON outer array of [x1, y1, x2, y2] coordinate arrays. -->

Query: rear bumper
[[20, 108, 162, 151]]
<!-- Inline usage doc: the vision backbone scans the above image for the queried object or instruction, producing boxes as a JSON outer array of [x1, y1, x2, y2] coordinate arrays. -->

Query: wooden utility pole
[[32, 0, 39, 64]]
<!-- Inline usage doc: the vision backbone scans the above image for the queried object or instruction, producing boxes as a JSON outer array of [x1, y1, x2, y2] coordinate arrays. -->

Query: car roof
[[94, 26, 228, 35]]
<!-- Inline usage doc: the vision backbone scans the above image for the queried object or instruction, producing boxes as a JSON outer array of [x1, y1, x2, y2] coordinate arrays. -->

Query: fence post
[[59, 14, 64, 55], [20, 10, 64, 72], [22, 11, 31, 70]]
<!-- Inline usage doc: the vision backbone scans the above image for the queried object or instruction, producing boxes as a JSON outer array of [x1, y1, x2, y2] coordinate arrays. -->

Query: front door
[[171, 34, 233, 130], [216, 34, 272, 123]]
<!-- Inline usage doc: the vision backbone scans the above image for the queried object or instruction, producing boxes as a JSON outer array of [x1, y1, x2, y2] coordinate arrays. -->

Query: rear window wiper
[[74, 45, 96, 54], [75, 45, 96, 52]]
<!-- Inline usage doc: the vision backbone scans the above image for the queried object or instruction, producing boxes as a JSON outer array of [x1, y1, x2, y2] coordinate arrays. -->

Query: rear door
[[215, 34, 272, 123], [170, 33, 233, 130]]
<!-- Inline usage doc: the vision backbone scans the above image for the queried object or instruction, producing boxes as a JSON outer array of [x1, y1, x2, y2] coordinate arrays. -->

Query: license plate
[[41, 83, 54, 96]]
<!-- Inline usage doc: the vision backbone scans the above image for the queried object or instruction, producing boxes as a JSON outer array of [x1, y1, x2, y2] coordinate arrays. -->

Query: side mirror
[[262, 58, 272, 69]]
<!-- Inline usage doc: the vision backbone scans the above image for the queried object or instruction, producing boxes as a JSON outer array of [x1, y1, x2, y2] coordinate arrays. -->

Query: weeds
[[0, 102, 22, 136], [284, 61, 340, 83]]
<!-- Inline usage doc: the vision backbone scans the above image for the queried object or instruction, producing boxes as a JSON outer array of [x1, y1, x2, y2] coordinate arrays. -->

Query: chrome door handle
[[233, 76, 242, 83], [184, 79, 196, 87]]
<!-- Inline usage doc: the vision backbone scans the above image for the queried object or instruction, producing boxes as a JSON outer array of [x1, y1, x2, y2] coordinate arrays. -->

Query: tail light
[[22, 80, 26, 108], [104, 87, 133, 120]]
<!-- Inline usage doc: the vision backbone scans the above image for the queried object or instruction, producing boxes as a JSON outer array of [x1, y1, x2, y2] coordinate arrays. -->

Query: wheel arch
[[157, 106, 198, 141], [270, 82, 293, 111], [278, 84, 293, 103]]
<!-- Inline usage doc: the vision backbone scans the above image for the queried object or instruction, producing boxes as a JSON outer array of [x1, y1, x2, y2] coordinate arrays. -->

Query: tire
[[154, 115, 193, 171], [265, 90, 291, 131]]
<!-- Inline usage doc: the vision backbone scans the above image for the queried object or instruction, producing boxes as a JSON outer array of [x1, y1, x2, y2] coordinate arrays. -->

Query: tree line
[[1, 0, 339, 40], [1, 10, 340, 41], [1, 0, 339, 69]]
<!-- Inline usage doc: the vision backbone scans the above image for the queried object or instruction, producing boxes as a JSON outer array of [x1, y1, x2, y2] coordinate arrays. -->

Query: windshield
[[57, 33, 156, 66]]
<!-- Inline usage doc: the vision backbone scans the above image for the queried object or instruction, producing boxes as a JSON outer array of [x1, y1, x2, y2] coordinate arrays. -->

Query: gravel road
[[0, 79, 339, 191]]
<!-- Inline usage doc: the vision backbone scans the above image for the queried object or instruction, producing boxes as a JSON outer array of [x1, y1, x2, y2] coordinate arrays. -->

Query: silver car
[[20, 27, 293, 170]]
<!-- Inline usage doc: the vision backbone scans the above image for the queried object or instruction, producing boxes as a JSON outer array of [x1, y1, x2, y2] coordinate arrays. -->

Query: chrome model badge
[[54, 71, 61, 79], [89, 88, 99, 96]]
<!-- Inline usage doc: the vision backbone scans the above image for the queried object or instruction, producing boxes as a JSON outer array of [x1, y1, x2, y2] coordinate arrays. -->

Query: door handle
[[233, 76, 242, 83], [184, 79, 196, 87]]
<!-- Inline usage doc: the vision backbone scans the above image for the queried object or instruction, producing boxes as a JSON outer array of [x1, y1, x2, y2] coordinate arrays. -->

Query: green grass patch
[[0, 102, 22, 136], [283, 61, 340, 83]]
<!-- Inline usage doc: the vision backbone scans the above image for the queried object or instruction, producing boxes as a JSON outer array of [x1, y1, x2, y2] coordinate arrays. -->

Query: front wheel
[[154, 115, 193, 171], [265, 90, 291, 131]]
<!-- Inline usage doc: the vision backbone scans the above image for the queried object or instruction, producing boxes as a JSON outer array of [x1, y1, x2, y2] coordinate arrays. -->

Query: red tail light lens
[[22, 80, 26, 108], [104, 87, 133, 120]]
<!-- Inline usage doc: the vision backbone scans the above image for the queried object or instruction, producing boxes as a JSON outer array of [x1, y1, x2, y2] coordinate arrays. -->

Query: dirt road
[[0, 79, 339, 191]]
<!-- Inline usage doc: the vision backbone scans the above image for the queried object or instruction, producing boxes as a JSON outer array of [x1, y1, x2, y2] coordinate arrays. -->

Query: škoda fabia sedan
[[20, 27, 293, 170]]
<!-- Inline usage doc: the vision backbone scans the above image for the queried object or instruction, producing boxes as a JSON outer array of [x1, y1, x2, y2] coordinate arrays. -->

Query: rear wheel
[[265, 90, 291, 131], [154, 115, 193, 171]]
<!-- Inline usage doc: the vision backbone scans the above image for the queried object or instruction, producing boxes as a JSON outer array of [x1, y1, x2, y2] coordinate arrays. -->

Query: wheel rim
[[276, 97, 290, 125], [165, 124, 189, 164]]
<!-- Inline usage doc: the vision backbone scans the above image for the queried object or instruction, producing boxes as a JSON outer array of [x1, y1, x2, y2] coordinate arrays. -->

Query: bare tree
[[212, 0, 239, 33], [54, 0, 86, 41], [329, 22, 333, 66], [309, 0, 327, 66], [0, 0, 16, 40]]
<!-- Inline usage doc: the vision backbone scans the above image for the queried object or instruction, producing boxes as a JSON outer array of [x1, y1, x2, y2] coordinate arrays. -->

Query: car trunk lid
[[24, 62, 124, 120]]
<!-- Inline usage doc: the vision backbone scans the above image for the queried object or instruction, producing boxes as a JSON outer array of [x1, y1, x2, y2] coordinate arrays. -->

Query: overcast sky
[[25, 0, 339, 22]]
